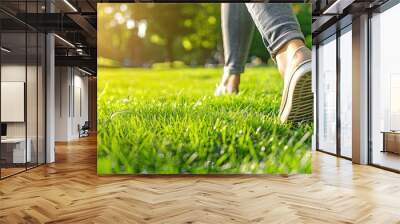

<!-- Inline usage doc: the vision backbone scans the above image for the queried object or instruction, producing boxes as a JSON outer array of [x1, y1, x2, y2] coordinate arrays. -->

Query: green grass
[[97, 66, 312, 174]]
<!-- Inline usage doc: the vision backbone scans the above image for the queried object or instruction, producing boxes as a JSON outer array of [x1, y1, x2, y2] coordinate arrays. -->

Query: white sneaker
[[279, 46, 313, 123]]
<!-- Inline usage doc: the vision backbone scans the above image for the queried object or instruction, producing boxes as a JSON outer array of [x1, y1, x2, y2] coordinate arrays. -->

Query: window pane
[[27, 31, 38, 169], [339, 26, 352, 158], [38, 33, 45, 165], [317, 35, 337, 154], [1, 30, 27, 177], [371, 4, 400, 171]]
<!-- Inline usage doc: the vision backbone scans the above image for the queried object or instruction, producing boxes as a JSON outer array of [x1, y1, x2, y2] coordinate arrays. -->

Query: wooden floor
[[0, 167, 26, 178], [372, 150, 400, 171], [1, 136, 400, 224], [1, 163, 43, 178]]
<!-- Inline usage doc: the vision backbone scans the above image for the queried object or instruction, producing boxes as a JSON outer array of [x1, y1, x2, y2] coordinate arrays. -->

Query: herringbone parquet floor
[[1, 135, 400, 224]]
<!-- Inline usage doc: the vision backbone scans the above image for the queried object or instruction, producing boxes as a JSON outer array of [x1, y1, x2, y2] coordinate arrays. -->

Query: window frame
[[0, 1, 48, 180], [314, 15, 353, 160]]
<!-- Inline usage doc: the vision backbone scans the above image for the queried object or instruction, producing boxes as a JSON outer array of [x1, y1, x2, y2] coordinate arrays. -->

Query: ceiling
[[1, 0, 98, 74]]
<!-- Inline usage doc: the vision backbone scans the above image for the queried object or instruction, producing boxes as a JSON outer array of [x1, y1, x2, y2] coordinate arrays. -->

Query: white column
[[46, 1, 55, 163], [46, 33, 55, 163], [352, 14, 369, 164], [55, 67, 74, 141]]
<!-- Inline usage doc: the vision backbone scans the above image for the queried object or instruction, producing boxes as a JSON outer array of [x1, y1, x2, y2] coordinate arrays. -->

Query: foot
[[215, 73, 240, 96], [277, 41, 313, 123]]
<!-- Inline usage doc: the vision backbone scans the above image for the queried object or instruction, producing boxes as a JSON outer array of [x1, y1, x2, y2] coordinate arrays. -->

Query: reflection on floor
[[373, 150, 400, 171], [0, 167, 25, 178], [0, 163, 43, 178], [0, 135, 400, 223]]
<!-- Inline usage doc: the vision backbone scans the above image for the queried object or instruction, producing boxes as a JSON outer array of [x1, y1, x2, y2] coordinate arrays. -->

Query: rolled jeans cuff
[[224, 65, 245, 75], [267, 29, 305, 60]]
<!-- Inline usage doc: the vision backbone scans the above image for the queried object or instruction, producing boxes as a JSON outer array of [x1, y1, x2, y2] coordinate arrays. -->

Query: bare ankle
[[275, 39, 308, 77], [225, 75, 240, 93]]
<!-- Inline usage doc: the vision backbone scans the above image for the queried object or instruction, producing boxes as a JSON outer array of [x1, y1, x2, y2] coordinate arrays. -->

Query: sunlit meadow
[[97, 66, 312, 174]]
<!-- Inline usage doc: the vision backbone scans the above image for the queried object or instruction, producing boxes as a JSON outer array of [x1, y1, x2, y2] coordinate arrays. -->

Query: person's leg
[[245, 3, 312, 123], [215, 3, 255, 95]]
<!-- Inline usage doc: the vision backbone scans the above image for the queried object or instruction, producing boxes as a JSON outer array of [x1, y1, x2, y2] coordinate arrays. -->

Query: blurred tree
[[294, 3, 312, 48], [132, 4, 190, 65], [180, 3, 221, 65], [98, 3, 311, 67]]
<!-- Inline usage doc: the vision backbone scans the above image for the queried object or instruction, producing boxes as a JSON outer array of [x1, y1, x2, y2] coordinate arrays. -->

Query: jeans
[[222, 3, 304, 75]]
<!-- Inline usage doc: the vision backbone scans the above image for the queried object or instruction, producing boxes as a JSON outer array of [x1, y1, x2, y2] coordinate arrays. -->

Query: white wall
[[1, 65, 26, 139], [1, 82, 25, 122], [0, 65, 39, 138], [55, 67, 89, 141], [55, 67, 70, 141], [1, 63, 46, 164], [1, 65, 25, 81], [72, 73, 89, 138]]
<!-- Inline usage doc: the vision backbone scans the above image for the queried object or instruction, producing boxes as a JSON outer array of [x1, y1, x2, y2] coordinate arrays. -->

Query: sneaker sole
[[279, 62, 313, 123]]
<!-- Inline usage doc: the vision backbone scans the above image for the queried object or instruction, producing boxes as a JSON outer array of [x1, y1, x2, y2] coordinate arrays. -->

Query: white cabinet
[[1, 138, 32, 163]]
